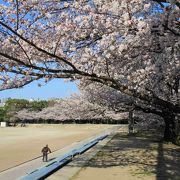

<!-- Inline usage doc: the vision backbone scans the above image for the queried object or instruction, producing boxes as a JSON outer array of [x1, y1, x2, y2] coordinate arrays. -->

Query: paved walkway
[[0, 141, 79, 180], [46, 132, 115, 180], [0, 125, 125, 180], [46, 126, 127, 180]]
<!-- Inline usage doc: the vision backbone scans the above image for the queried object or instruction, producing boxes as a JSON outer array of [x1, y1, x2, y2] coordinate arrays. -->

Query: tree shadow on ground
[[156, 142, 180, 180], [70, 133, 180, 179]]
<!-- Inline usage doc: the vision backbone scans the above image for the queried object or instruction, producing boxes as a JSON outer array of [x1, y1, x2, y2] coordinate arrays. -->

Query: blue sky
[[0, 0, 79, 100], [0, 79, 79, 100]]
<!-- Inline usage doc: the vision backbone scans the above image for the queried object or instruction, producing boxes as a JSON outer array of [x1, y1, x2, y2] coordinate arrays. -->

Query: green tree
[[3, 99, 29, 122], [0, 107, 6, 121], [28, 100, 49, 111]]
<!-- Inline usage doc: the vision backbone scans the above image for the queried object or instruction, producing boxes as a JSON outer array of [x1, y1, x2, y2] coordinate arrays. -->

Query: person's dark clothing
[[42, 146, 51, 162]]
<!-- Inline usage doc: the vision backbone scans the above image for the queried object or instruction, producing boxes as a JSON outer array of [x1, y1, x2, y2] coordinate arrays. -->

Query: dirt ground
[[72, 133, 180, 180], [0, 124, 112, 172]]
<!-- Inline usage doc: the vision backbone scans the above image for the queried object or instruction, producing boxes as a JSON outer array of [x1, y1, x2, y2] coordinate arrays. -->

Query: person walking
[[41, 144, 51, 162]]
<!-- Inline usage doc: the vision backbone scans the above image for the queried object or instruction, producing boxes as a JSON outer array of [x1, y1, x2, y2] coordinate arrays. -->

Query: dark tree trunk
[[163, 112, 176, 142], [128, 110, 134, 134]]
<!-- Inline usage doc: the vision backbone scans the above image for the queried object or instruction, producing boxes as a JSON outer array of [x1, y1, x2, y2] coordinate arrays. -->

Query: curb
[[46, 131, 117, 180]]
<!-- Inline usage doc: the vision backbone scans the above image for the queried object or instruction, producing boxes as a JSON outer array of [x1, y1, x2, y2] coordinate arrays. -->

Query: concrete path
[[0, 125, 124, 180], [46, 132, 115, 180], [46, 125, 127, 180], [0, 141, 80, 180]]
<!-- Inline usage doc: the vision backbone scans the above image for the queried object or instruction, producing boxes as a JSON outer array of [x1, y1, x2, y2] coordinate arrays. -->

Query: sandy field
[[72, 133, 180, 180], [0, 124, 112, 172]]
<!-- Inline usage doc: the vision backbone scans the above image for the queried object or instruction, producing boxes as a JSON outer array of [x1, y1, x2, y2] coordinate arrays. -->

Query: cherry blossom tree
[[0, 0, 179, 141], [36, 96, 107, 121], [16, 95, 129, 123], [79, 82, 165, 132]]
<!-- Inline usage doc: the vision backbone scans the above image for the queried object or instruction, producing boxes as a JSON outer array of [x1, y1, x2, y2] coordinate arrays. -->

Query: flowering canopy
[[0, 0, 179, 113]]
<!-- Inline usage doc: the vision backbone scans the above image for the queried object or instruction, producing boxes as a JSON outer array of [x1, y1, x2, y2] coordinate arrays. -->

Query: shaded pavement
[[71, 133, 180, 180]]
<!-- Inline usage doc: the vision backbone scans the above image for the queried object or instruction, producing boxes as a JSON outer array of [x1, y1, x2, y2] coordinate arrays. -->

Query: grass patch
[[132, 170, 154, 177]]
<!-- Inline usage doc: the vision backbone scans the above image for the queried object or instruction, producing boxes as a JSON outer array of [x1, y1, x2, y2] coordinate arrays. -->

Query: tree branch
[[0, 21, 78, 71]]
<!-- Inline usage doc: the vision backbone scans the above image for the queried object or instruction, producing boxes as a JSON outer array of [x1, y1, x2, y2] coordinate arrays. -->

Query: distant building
[[29, 98, 40, 102], [1, 122, 8, 127]]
